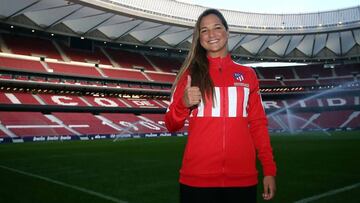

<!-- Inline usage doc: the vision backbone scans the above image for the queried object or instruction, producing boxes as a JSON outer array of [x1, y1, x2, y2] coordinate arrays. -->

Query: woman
[[165, 8, 276, 203]]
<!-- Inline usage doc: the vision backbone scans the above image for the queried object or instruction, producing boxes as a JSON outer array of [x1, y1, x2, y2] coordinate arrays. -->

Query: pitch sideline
[[294, 182, 360, 203], [0, 164, 128, 203]]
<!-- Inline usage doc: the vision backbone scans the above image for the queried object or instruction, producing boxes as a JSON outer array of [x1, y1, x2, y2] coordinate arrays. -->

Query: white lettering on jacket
[[193, 86, 250, 118]]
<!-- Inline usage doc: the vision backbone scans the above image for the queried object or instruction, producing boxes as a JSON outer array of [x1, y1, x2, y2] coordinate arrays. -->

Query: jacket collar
[[207, 54, 233, 67]]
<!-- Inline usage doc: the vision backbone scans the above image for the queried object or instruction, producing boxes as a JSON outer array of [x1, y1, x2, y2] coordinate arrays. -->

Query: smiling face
[[199, 14, 229, 58]]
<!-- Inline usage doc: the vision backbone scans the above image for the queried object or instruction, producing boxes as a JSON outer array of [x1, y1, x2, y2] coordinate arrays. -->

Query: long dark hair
[[171, 9, 229, 103]]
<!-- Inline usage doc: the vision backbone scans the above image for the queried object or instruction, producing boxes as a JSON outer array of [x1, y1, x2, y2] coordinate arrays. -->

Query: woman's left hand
[[262, 176, 276, 200]]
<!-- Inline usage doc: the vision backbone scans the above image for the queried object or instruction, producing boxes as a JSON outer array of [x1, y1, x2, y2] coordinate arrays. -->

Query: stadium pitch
[[0, 131, 359, 203]]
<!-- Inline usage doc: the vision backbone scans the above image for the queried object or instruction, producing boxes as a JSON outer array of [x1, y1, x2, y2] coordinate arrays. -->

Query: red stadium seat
[[2, 34, 63, 60]]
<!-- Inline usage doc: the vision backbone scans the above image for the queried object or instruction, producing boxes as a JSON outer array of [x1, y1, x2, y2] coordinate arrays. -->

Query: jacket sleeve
[[247, 69, 277, 177], [164, 73, 191, 132]]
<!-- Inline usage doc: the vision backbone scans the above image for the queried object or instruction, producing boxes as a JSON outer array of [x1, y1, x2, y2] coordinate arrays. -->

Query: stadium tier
[[101, 67, 148, 81], [1, 33, 358, 87], [1, 34, 63, 60], [0, 56, 47, 72], [0, 55, 176, 84], [0, 90, 359, 139], [267, 112, 314, 131], [318, 77, 356, 86], [0, 32, 359, 143], [312, 111, 355, 129], [256, 67, 296, 79], [259, 80, 283, 87], [144, 54, 183, 73], [266, 111, 358, 132], [0, 91, 169, 108], [0, 111, 176, 138], [51, 112, 120, 135], [105, 48, 157, 71], [335, 63, 359, 76], [2, 55, 356, 89], [59, 45, 112, 65], [282, 79, 317, 86], [100, 113, 168, 134], [146, 72, 177, 83], [47, 62, 103, 77], [0, 112, 74, 137]]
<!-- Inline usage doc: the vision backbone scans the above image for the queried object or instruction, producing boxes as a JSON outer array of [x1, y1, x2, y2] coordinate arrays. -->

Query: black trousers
[[180, 183, 257, 203]]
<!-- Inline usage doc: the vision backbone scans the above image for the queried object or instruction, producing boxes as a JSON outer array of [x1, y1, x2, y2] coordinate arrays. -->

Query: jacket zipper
[[219, 63, 226, 187]]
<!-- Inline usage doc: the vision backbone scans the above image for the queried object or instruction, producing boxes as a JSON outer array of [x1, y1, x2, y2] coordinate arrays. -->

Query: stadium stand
[[335, 63, 359, 76], [256, 67, 296, 79], [0, 56, 46, 72], [145, 72, 177, 83], [106, 49, 156, 71], [46, 62, 103, 77], [0, 112, 73, 137], [100, 113, 164, 134], [1, 34, 63, 60], [318, 77, 355, 86], [0, 85, 359, 138], [312, 111, 354, 130], [51, 112, 120, 135], [282, 79, 317, 86], [294, 64, 334, 78], [59, 44, 112, 65], [1, 92, 41, 105], [144, 54, 183, 73], [259, 80, 283, 87], [347, 112, 360, 128], [101, 67, 148, 81], [0, 25, 359, 143]]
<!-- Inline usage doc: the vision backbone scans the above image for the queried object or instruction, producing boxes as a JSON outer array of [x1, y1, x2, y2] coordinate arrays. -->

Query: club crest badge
[[233, 72, 244, 82]]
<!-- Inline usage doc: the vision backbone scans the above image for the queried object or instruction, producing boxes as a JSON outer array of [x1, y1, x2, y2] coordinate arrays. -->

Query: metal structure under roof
[[1, 0, 360, 62]]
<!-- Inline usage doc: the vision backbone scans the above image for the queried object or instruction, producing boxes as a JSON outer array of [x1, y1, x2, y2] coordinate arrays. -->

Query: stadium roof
[[1, 0, 360, 62]]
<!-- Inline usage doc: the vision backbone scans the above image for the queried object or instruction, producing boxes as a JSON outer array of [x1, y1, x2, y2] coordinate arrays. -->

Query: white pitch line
[[294, 182, 360, 203], [0, 165, 128, 203]]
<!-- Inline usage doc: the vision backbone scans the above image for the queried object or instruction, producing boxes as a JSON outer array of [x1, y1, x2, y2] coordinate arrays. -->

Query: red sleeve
[[247, 68, 277, 177], [164, 73, 191, 132]]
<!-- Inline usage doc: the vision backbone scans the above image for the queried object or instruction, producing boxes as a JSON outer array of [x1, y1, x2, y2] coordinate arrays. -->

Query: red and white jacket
[[165, 54, 276, 187]]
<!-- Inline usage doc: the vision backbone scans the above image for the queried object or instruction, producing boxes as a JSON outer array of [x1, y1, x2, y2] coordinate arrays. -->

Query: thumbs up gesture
[[183, 75, 202, 108]]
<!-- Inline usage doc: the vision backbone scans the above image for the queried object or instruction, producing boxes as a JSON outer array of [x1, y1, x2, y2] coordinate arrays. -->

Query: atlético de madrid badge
[[233, 72, 244, 82]]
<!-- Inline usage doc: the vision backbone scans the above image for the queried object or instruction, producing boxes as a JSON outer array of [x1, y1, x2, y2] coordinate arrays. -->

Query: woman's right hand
[[183, 75, 202, 108]]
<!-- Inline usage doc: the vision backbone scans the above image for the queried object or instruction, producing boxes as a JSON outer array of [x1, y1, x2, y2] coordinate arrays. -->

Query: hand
[[183, 75, 202, 108], [262, 176, 276, 200]]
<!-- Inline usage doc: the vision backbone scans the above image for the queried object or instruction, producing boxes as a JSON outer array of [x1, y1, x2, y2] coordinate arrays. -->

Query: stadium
[[0, 0, 359, 202]]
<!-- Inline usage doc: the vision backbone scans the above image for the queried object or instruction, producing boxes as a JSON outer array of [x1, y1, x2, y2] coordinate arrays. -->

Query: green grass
[[0, 131, 359, 203]]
